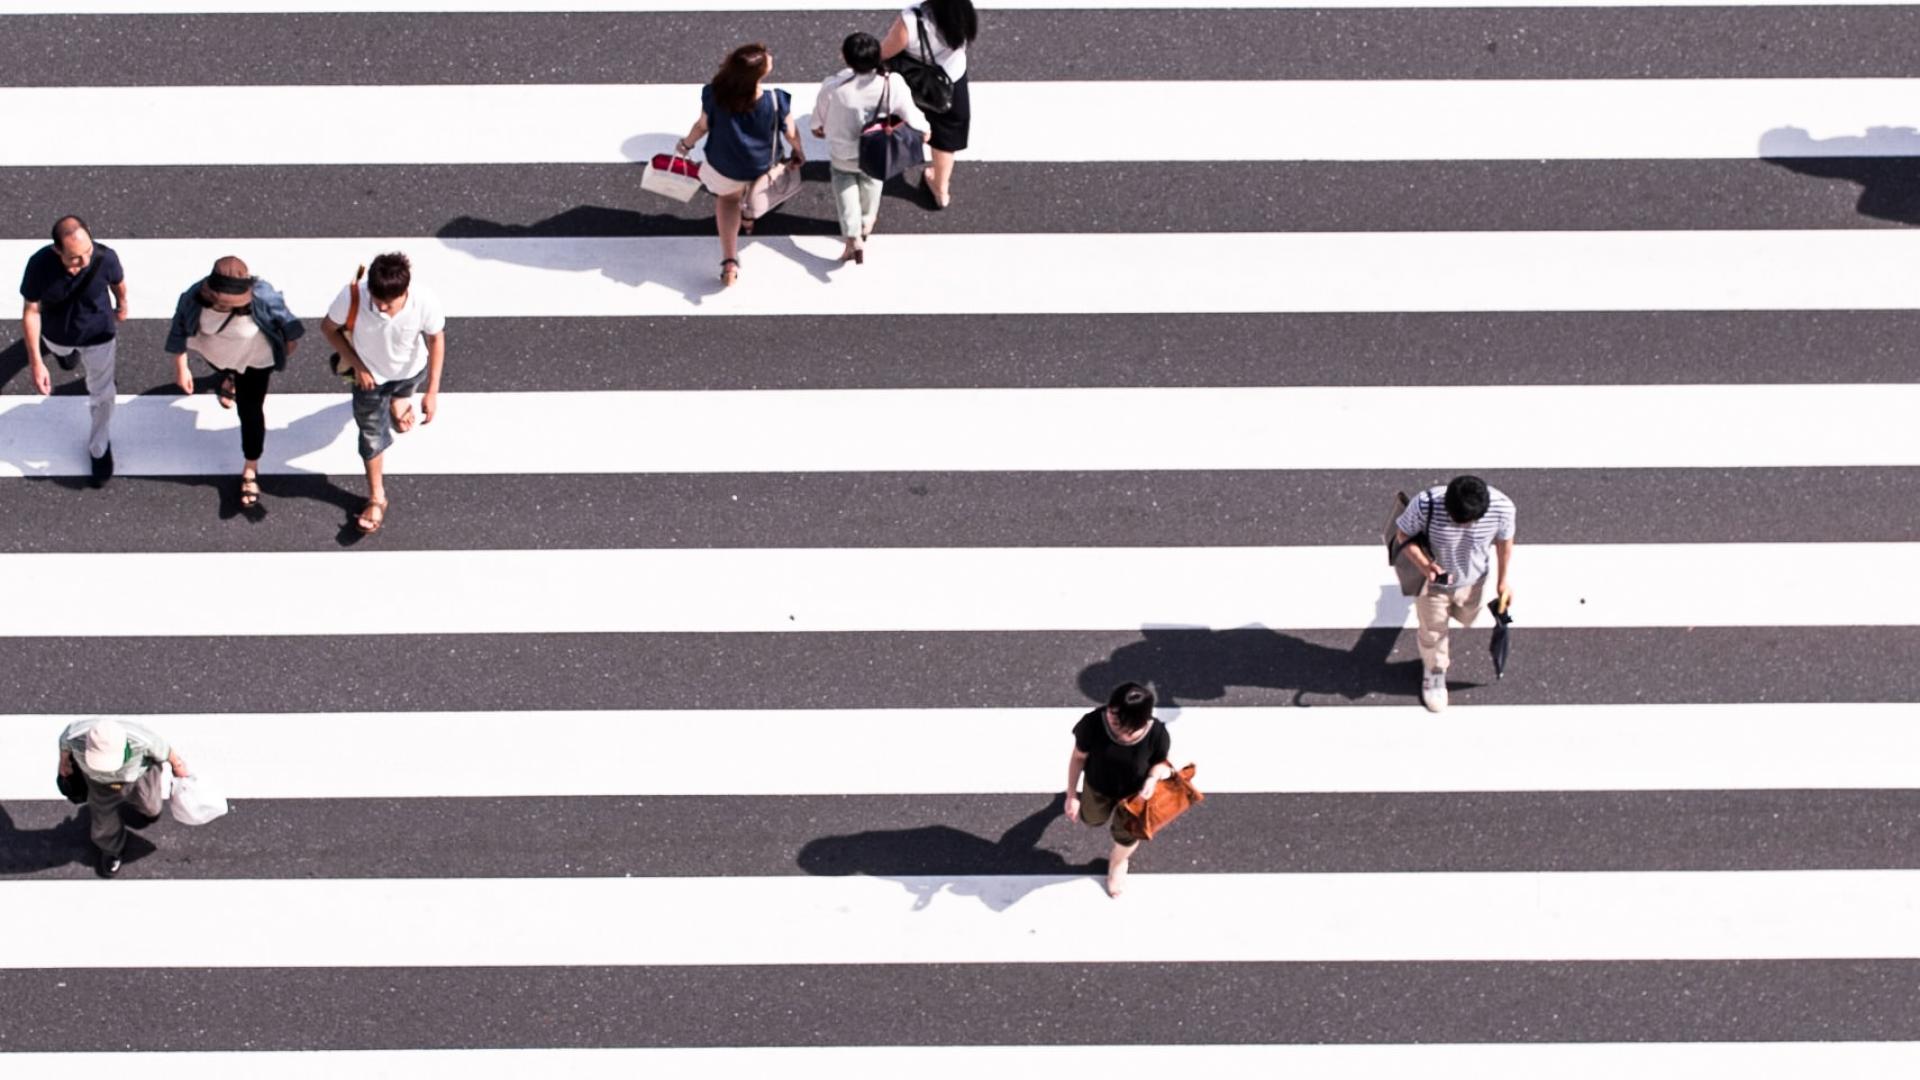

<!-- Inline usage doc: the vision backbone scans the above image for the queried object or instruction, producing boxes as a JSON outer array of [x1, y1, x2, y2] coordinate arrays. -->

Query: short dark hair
[[842, 31, 882, 73], [50, 215, 89, 247], [1107, 681, 1156, 732], [366, 252, 412, 301], [1444, 474, 1491, 523]]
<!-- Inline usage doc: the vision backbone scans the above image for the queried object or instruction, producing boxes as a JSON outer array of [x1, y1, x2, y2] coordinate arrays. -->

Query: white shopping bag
[[169, 774, 229, 826], [641, 154, 705, 203]]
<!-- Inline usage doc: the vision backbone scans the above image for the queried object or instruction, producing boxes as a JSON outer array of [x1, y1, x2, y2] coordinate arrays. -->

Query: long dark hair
[[920, 0, 978, 48], [712, 43, 771, 113]]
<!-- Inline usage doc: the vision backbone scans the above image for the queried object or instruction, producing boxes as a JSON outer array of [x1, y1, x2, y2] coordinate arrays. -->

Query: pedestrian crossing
[[3, 0, 1919, 1067]]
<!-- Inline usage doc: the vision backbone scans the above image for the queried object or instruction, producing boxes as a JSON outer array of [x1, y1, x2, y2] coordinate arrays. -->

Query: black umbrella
[[1488, 593, 1514, 679]]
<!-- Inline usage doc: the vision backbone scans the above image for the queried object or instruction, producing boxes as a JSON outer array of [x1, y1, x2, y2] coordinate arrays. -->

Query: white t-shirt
[[326, 282, 445, 383], [901, 4, 966, 82], [190, 306, 274, 372]]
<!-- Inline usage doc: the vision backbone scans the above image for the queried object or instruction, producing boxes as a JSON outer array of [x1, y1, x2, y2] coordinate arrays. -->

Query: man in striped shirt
[[1392, 475, 1516, 712]]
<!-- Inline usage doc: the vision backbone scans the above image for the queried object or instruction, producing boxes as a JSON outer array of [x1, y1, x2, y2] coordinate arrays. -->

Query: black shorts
[[928, 74, 970, 153]]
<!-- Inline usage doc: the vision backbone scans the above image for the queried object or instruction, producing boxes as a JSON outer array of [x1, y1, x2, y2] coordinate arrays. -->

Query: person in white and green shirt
[[57, 717, 189, 878]]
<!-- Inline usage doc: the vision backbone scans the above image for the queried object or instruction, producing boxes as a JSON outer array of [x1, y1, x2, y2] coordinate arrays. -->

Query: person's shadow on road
[[797, 794, 1101, 911], [1760, 125, 1920, 225]]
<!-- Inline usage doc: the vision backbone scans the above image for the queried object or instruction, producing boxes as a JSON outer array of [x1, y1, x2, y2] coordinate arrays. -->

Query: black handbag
[[56, 769, 87, 805], [859, 76, 926, 181], [887, 6, 953, 114]]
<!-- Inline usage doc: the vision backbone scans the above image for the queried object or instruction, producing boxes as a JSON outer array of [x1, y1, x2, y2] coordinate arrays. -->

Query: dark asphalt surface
[[2, 961, 1918, 1050], [1, 467, 1914, 552], [3, 3, 1918, 1060], [9, 8, 1920, 85], [7, 310, 1919, 395], [2, 627, 1912, 715], [5, 790, 1917, 880], [7, 159, 1918, 239]]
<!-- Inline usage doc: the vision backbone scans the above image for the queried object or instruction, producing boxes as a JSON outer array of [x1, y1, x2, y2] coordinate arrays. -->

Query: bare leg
[[1106, 838, 1140, 897], [929, 149, 957, 205], [358, 452, 388, 532], [716, 192, 744, 268]]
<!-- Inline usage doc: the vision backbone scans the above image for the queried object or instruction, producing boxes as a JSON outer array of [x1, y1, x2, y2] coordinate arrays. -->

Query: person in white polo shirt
[[1391, 474, 1516, 713], [57, 717, 190, 879], [319, 252, 447, 535]]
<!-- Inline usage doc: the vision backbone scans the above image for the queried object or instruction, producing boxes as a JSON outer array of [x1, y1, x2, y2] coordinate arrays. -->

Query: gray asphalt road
[[2, 961, 1917, 1050], [5, 790, 1917, 880], [8, 8, 1920, 85], [2, 627, 1911, 715], [7, 311, 1920, 396], [6, 160, 1915, 239], [1, 467, 1916, 552]]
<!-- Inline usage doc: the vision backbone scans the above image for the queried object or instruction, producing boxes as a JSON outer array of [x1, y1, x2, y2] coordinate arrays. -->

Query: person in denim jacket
[[164, 256, 304, 509]]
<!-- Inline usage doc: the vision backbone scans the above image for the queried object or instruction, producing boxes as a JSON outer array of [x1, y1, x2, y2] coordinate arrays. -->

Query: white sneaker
[[1421, 668, 1448, 713]]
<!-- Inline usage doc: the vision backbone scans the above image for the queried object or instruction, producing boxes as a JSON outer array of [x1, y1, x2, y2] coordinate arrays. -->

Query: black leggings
[[213, 365, 273, 462]]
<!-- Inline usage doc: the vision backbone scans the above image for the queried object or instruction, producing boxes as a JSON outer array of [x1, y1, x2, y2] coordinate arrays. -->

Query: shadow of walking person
[[797, 794, 1100, 911], [1760, 125, 1920, 225], [1077, 586, 1479, 709], [0, 801, 157, 877]]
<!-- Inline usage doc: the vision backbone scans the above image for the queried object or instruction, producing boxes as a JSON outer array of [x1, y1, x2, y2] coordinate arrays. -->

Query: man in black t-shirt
[[19, 215, 128, 485]]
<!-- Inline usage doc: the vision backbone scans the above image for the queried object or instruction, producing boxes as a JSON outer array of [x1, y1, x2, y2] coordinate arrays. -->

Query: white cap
[[83, 719, 129, 774]]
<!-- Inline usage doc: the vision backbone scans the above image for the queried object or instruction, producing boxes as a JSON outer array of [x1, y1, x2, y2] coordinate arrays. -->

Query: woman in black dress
[[1064, 681, 1173, 897]]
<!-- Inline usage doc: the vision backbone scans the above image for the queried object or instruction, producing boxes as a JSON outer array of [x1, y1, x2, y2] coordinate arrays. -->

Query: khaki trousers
[[1416, 575, 1486, 673]]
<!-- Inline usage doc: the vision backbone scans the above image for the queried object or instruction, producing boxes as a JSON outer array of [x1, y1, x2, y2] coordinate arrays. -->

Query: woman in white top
[[880, 0, 977, 209], [811, 32, 931, 263], [164, 256, 305, 509]]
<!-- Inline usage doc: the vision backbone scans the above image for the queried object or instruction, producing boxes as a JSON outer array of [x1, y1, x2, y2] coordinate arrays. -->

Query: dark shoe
[[95, 852, 122, 879], [89, 445, 113, 488], [52, 347, 78, 372]]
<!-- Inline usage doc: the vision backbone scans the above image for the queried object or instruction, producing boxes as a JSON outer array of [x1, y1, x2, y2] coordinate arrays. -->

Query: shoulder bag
[[327, 265, 365, 385], [1117, 763, 1204, 841], [886, 6, 954, 115], [743, 90, 803, 227], [1385, 489, 1436, 597], [859, 74, 926, 181]]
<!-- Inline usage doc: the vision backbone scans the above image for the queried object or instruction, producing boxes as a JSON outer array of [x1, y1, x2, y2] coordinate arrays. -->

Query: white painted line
[[5, 870, 1919, 968], [2, 80, 1917, 165], [6, 1043, 1920, 1080], [3, 385, 1915, 479], [9, 232, 1920, 325], [9, 0, 1920, 12], [0, 544, 1915, 637], [4, 703, 1917, 800]]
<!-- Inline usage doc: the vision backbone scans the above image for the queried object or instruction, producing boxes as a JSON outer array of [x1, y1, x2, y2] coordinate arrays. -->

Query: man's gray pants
[[44, 336, 118, 458], [85, 765, 164, 859]]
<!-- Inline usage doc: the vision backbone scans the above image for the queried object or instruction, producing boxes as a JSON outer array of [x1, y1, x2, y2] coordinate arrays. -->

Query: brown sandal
[[720, 258, 740, 286], [238, 474, 261, 508], [355, 498, 388, 534]]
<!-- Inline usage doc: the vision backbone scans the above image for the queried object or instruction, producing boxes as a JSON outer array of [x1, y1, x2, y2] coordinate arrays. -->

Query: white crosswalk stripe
[[2, 0, 1917, 1064]]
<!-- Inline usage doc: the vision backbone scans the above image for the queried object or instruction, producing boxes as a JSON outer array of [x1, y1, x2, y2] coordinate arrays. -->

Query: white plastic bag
[[169, 775, 229, 826]]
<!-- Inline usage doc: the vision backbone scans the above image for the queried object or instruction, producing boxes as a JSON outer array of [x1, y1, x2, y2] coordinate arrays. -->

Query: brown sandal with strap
[[356, 497, 388, 534]]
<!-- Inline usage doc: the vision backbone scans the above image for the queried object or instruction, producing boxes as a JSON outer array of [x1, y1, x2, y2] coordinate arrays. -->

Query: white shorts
[[699, 161, 751, 197]]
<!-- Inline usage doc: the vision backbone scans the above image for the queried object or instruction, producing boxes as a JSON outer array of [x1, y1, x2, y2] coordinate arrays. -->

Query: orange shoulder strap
[[344, 264, 365, 334]]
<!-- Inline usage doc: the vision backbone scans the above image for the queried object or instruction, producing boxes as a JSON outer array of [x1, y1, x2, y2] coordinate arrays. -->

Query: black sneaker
[[89, 445, 113, 488], [51, 347, 78, 372], [95, 852, 122, 879]]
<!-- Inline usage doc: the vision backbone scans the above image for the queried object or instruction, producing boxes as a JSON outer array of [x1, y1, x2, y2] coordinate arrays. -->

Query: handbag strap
[[765, 88, 787, 172], [913, 6, 937, 65], [344, 265, 364, 335]]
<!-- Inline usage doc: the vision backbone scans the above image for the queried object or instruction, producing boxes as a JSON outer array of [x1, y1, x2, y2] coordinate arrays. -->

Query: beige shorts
[[1078, 785, 1143, 845], [699, 161, 751, 198]]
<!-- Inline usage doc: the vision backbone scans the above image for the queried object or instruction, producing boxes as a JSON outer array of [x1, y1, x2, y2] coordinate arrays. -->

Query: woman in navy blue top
[[675, 43, 807, 287]]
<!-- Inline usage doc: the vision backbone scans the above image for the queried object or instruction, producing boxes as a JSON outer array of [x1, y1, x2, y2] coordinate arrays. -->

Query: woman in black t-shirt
[[1065, 681, 1173, 898]]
